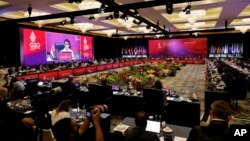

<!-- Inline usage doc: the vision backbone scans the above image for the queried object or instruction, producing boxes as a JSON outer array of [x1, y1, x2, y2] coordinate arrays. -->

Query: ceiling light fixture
[[234, 25, 250, 34], [123, 36, 128, 40], [166, 1, 173, 14], [183, 3, 191, 14], [24, 10, 49, 27], [88, 15, 95, 20], [74, 23, 93, 33], [70, 15, 75, 24], [134, 9, 139, 17], [78, 0, 101, 10], [114, 8, 119, 18], [60, 19, 67, 25], [27, 4, 32, 18], [193, 32, 199, 37], [185, 22, 205, 30], [120, 12, 128, 20], [179, 9, 206, 24], [98, 2, 106, 13], [242, 18, 250, 23], [105, 30, 115, 37], [67, 0, 82, 4], [146, 25, 151, 29], [106, 14, 113, 20]]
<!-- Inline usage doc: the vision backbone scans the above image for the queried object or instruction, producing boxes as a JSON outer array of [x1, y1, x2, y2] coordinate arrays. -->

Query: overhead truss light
[[183, 3, 191, 14], [166, 1, 173, 14], [67, 0, 82, 3], [106, 14, 113, 20], [234, 25, 250, 34], [78, 0, 101, 10], [98, 2, 106, 13], [88, 15, 95, 20]]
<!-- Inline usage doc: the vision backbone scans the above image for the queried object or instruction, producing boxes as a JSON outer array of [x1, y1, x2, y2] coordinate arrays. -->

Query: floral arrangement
[[78, 62, 182, 90]]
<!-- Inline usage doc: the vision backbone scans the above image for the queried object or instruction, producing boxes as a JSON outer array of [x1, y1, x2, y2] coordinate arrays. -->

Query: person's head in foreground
[[210, 100, 232, 122], [135, 111, 149, 129]]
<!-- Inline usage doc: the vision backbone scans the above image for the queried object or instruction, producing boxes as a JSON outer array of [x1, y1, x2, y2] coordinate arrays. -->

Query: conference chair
[[88, 83, 112, 106], [25, 78, 39, 97], [142, 88, 167, 121], [230, 74, 248, 109], [33, 126, 56, 141]]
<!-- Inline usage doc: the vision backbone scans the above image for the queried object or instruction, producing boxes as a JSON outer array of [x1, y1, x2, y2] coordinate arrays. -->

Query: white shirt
[[51, 109, 70, 126]]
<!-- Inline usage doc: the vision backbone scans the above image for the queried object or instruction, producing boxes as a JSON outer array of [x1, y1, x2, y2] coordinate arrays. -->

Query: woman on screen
[[60, 39, 75, 60]]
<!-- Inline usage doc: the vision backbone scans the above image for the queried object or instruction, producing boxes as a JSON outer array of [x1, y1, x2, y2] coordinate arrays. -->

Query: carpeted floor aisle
[[161, 64, 206, 111]]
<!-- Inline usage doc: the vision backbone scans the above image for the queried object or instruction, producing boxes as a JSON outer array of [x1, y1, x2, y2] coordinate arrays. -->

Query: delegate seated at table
[[187, 100, 232, 141], [125, 111, 160, 141]]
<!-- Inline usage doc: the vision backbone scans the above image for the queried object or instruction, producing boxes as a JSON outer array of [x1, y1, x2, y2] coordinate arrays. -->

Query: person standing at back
[[125, 111, 160, 141], [187, 100, 232, 141]]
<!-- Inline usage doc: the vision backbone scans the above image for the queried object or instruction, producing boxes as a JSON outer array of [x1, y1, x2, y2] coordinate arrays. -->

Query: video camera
[[86, 104, 108, 119]]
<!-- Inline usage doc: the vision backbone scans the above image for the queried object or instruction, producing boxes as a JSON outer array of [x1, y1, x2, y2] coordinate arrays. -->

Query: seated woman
[[154, 79, 163, 90], [51, 99, 72, 126]]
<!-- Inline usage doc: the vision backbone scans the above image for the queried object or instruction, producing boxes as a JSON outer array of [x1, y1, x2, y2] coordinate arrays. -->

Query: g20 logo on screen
[[29, 31, 41, 51]]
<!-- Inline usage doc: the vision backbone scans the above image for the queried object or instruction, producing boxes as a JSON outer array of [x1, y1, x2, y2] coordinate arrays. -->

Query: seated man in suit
[[187, 100, 232, 141], [125, 111, 160, 141]]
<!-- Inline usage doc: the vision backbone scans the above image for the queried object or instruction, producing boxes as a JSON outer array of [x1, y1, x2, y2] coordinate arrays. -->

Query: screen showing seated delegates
[[20, 28, 94, 66], [149, 38, 207, 58], [121, 39, 148, 58], [208, 43, 243, 58]]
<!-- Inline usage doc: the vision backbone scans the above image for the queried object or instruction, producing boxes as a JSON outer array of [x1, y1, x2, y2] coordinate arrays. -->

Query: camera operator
[[52, 104, 107, 141]]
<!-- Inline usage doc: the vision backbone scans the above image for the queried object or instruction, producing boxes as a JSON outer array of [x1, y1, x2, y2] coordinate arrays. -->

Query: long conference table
[[110, 92, 200, 128], [16, 59, 205, 81]]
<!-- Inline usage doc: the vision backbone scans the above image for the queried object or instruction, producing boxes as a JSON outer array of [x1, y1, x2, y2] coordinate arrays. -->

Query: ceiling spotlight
[[133, 19, 142, 26], [166, 1, 173, 14], [153, 28, 158, 32], [98, 3, 106, 13], [120, 13, 128, 20], [134, 9, 139, 17], [70, 15, 75, 24], [106, 14, 113, 20], [60, 19, 67, 25], [183, 3, 191, 14], [67, 0, 82, 4], [114, 9, 119, 18], [27, 4, 32, 17], [88, 15, 95, 20], [146, 25, 151, 29]]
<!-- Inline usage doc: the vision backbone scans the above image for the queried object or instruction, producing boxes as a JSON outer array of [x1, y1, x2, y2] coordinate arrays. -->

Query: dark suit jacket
[[187, 120, 230, 141], [125, 127, 160, 141]]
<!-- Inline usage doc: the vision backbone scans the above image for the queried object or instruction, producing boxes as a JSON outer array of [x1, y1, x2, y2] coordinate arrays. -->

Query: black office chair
[[88, 83, 112, 106], [25, 78, 39, 97], [230, 74, 248, 109], [142, 88, 167, 121]]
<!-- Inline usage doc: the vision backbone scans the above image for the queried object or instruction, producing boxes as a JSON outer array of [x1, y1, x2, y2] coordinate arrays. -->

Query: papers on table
[[113, 124, 130, 135], [174, 136, 187, 141]]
